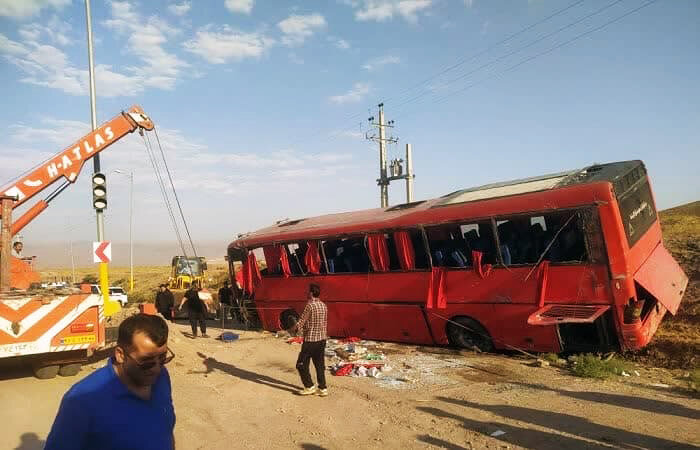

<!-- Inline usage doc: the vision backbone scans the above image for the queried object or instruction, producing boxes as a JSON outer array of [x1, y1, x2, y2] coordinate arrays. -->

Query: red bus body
[[228, 161, 687, 353]]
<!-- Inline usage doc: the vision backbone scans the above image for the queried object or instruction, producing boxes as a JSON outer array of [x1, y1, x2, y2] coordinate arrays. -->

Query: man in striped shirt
[[293, 283, 328, 397]]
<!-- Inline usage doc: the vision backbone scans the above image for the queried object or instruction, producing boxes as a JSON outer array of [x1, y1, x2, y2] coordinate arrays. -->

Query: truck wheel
[[58, 363, 82, 377], [34, 365, 60, 379]]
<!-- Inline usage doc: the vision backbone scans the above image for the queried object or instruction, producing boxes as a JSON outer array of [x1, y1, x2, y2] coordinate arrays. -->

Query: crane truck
[[0, 105, 153, 378]]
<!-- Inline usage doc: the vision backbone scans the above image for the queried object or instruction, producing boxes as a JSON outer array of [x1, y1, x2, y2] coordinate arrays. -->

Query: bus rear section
[[0, 291, 106, 378], [599, 165, 688, 351]]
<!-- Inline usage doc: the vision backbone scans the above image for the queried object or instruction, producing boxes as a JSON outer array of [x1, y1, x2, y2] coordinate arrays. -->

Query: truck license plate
[[62, 335, 96, 345]]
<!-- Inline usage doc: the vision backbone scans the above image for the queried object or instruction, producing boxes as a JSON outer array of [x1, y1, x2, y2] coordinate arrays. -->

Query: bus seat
[[500, 244, 512, 265], [450, 249, 467, 267]]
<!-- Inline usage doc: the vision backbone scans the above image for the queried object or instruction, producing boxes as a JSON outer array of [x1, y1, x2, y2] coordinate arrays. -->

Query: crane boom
[[1, 105, 153, 212]]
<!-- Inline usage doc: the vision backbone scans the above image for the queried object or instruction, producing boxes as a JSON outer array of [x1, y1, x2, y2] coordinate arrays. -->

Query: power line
[[153, 126, 198, 258], [393, 0, 660, 122], [390, 0, 626, 114], [282, 0, 589, 151], [384, 0, 588, 108], [142, 131, 187, 258]]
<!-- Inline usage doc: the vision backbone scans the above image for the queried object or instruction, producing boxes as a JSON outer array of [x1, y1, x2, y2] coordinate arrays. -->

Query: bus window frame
[[361, 227, 433, 273], [423, 217, 501, 269], [491, 206, 604, 268]]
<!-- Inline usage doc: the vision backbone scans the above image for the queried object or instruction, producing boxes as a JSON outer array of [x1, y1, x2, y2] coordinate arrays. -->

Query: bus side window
[[284, 243, 305, 275], [385, 233, 402, 271], [426, 225, 470, 268], [321, 237, 370, 274], [457, 221, 495, 266], [497, 217, 537, 265], [412, 230, 430, 269], [544, 213, 588, 263]]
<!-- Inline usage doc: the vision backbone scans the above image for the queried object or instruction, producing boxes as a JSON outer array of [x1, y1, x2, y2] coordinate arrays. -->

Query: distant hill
[[660, 200, 700, 217], [29, 241, 231, 269]]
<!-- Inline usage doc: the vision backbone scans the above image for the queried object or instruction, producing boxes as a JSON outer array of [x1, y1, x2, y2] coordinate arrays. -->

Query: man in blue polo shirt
[[46, 313, 176, 450]]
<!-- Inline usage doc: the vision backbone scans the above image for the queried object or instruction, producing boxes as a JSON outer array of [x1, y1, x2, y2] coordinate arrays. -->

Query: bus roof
[[230, 160, 642, 249]]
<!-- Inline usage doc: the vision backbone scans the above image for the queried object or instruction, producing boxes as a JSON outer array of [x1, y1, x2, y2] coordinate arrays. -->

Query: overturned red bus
[[227, 160, 687, 353]]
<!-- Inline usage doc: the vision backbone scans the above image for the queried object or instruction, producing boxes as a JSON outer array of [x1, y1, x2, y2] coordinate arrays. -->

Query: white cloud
[[0, 33, 144, 96], [464, 0, 474, 7], [329, 37, 351, 50], [277, 13, 327, 46], [183, 26, 274, 64], [1, 2, 188, 97], [335, 129, 365, 140], [103, 1, 188, 89], [347, 0, 433, 23], [0, 0, 70, 19], [1, 116, 355, 200], [363, 54, 400, 71], [329, 82, 370, 104], [225, 0, 254, 14], [0, 33, 28, 55], [168, 2, 191, 16], [0, 116, 366, 250], [19, 16, 73, 46]]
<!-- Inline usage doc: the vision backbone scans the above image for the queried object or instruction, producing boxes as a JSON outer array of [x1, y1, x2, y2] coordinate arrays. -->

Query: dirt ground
[[1, 316, 698, 450]]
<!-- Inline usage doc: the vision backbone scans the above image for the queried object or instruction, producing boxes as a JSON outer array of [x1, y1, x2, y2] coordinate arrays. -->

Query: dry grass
[[629, 201, 700, 369], [40, 263, 231, 304]]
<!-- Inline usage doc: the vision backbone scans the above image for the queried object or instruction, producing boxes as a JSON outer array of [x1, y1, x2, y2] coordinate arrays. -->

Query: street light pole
[[114, 169, 134, 292]]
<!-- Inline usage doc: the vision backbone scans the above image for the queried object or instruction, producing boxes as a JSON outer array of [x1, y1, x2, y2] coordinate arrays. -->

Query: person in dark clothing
[[217, 281, 233, 320], [218, 281, 233, 306], [178, 285, 208, 338], [155, 284, 175, 322]]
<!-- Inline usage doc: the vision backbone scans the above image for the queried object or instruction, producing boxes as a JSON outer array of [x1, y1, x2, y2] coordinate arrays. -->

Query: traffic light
[[92, 172, 107, 210]]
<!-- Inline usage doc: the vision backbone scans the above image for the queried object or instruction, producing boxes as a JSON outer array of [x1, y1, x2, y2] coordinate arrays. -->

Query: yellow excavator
[[168, 256, 207, 289]]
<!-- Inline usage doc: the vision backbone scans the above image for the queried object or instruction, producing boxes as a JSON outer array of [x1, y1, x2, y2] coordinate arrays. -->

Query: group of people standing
[[45, 281, 329, 449], [154, 281, 238, 338]]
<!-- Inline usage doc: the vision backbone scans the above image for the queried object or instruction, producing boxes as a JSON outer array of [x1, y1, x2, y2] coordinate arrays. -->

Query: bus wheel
[[33, 365, 60, 380], [447, 317, 494, 352], [280, 309, 299, 331], [58, 363, 82, 377]]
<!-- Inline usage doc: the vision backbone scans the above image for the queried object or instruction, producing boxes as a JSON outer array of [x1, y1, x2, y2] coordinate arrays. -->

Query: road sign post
[[93, 241, 120, 315], [93, 241, 112, 263]]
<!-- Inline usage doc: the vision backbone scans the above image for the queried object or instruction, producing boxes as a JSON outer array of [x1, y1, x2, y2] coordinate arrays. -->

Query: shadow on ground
[[511, 382, 700, 419], [415, 396, 695, 449], [190, 351, 300, 393], [13, 433, 45, 450]]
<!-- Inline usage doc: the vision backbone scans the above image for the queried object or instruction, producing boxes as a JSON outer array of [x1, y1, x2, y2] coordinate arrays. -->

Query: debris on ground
[[218, 332, 239, 342]]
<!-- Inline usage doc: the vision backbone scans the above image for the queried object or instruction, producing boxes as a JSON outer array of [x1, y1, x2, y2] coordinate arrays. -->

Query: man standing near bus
[[293, 283, 328, 397]]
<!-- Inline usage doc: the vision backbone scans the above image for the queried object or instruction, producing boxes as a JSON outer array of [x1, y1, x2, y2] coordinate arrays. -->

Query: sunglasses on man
[[125, 348, 175, 371]]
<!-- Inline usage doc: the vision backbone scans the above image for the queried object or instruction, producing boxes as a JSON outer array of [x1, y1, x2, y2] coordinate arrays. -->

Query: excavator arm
[[0, 105, 154, 234]]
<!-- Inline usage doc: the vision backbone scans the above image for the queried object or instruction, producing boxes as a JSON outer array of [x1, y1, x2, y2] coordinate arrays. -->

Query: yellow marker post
[[101, 262, 121, 317]]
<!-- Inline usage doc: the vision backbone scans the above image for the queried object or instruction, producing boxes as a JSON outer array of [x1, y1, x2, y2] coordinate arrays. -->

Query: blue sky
[[0, 0, 698, 263]]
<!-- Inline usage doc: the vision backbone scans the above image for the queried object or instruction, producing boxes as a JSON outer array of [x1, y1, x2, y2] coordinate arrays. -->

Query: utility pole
[[366, 103, 398, 208], [85, 0, 116, 315], [366, 104, 416, 206], [69, 236, 76, 285], [405, 143, 415, 203]]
